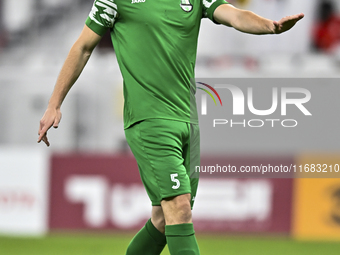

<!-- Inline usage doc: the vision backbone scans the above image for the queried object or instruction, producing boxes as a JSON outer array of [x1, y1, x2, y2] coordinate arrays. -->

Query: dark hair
[[318, 0, 335, 21]]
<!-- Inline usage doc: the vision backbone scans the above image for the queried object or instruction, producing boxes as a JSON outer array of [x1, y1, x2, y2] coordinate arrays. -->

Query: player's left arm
[[213, 4, 304, 35]]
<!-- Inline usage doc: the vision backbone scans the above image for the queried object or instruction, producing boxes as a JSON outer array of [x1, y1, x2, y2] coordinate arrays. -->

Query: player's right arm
[[38, 25, 102, 147]]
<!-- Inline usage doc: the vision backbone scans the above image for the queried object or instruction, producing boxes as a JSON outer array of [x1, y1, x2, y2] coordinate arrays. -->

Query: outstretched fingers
[[37, 108, 62, 147], [274, 13, 304, 34], [285, 13, 304, 22], [40, 133, 50, 147], [37, 121, 51, 146]]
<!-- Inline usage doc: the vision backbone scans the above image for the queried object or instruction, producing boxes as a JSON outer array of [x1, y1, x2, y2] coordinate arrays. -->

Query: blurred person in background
[[37, 1, 303, 254], [312, 0, 340, 53]]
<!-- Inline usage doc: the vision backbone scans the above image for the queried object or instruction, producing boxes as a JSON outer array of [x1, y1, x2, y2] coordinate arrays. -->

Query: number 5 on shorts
[[170, 173, 180, 189]]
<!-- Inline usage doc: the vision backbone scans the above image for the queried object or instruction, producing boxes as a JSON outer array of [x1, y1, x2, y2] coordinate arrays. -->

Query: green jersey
[[86, 0, 228, 129]]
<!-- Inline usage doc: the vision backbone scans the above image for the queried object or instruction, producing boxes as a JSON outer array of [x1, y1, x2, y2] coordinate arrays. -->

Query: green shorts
[[125, 119, 200, 208]]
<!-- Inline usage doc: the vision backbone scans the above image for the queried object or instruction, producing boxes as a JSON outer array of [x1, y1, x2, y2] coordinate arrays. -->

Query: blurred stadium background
[[1, 0, 340, 254]]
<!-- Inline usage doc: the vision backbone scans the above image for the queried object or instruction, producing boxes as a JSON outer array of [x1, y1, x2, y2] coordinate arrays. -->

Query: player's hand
[[37, 108, 62, 147], [273, 13, 304, 34]]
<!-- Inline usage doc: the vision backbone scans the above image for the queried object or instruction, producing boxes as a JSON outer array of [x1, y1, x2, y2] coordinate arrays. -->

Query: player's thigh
[[125, 119, 192, 205]]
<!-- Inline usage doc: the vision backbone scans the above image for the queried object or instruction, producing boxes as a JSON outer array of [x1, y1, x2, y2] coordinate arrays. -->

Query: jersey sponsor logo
[[89, 0, 118, 27], [131, 0, 145, 3], [180, 0, 193, 12], [203, 0, 217, 9]]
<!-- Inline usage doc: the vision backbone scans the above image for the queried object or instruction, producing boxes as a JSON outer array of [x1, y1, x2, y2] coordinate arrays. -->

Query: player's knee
[[162, 194, 192, 225], [174, 199, 192, 223]]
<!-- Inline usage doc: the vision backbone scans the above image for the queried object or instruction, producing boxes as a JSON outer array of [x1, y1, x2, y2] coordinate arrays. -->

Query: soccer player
[[38, 1, 304, 254]]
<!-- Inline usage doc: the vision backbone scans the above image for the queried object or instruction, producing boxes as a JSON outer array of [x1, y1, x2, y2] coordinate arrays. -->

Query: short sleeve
[[85, 0, 118, 36], [202, 0, 229, 23]]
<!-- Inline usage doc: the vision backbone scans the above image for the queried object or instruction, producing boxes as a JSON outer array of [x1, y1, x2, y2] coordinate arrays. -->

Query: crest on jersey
[[180, 0, 193, 12]]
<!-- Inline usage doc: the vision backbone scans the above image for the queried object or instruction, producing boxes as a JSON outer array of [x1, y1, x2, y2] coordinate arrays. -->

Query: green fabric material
[[85, 0, 229, 129], [145, 219, 167, 245], [165, 223, 195, 237], [165, 223, 200, 255], [124, 119, 200, 207], [126, 219, 166, 255]]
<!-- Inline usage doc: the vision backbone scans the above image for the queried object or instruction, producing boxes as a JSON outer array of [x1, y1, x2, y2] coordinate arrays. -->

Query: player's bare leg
[[161, 193, 200, 255], [151, 206, 166, 233], [161, 193, 192, 225]]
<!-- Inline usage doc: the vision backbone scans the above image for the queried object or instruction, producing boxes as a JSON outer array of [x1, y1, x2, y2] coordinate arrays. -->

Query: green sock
[[126, 219, 166, 255], [165, 223, 200, 255]]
